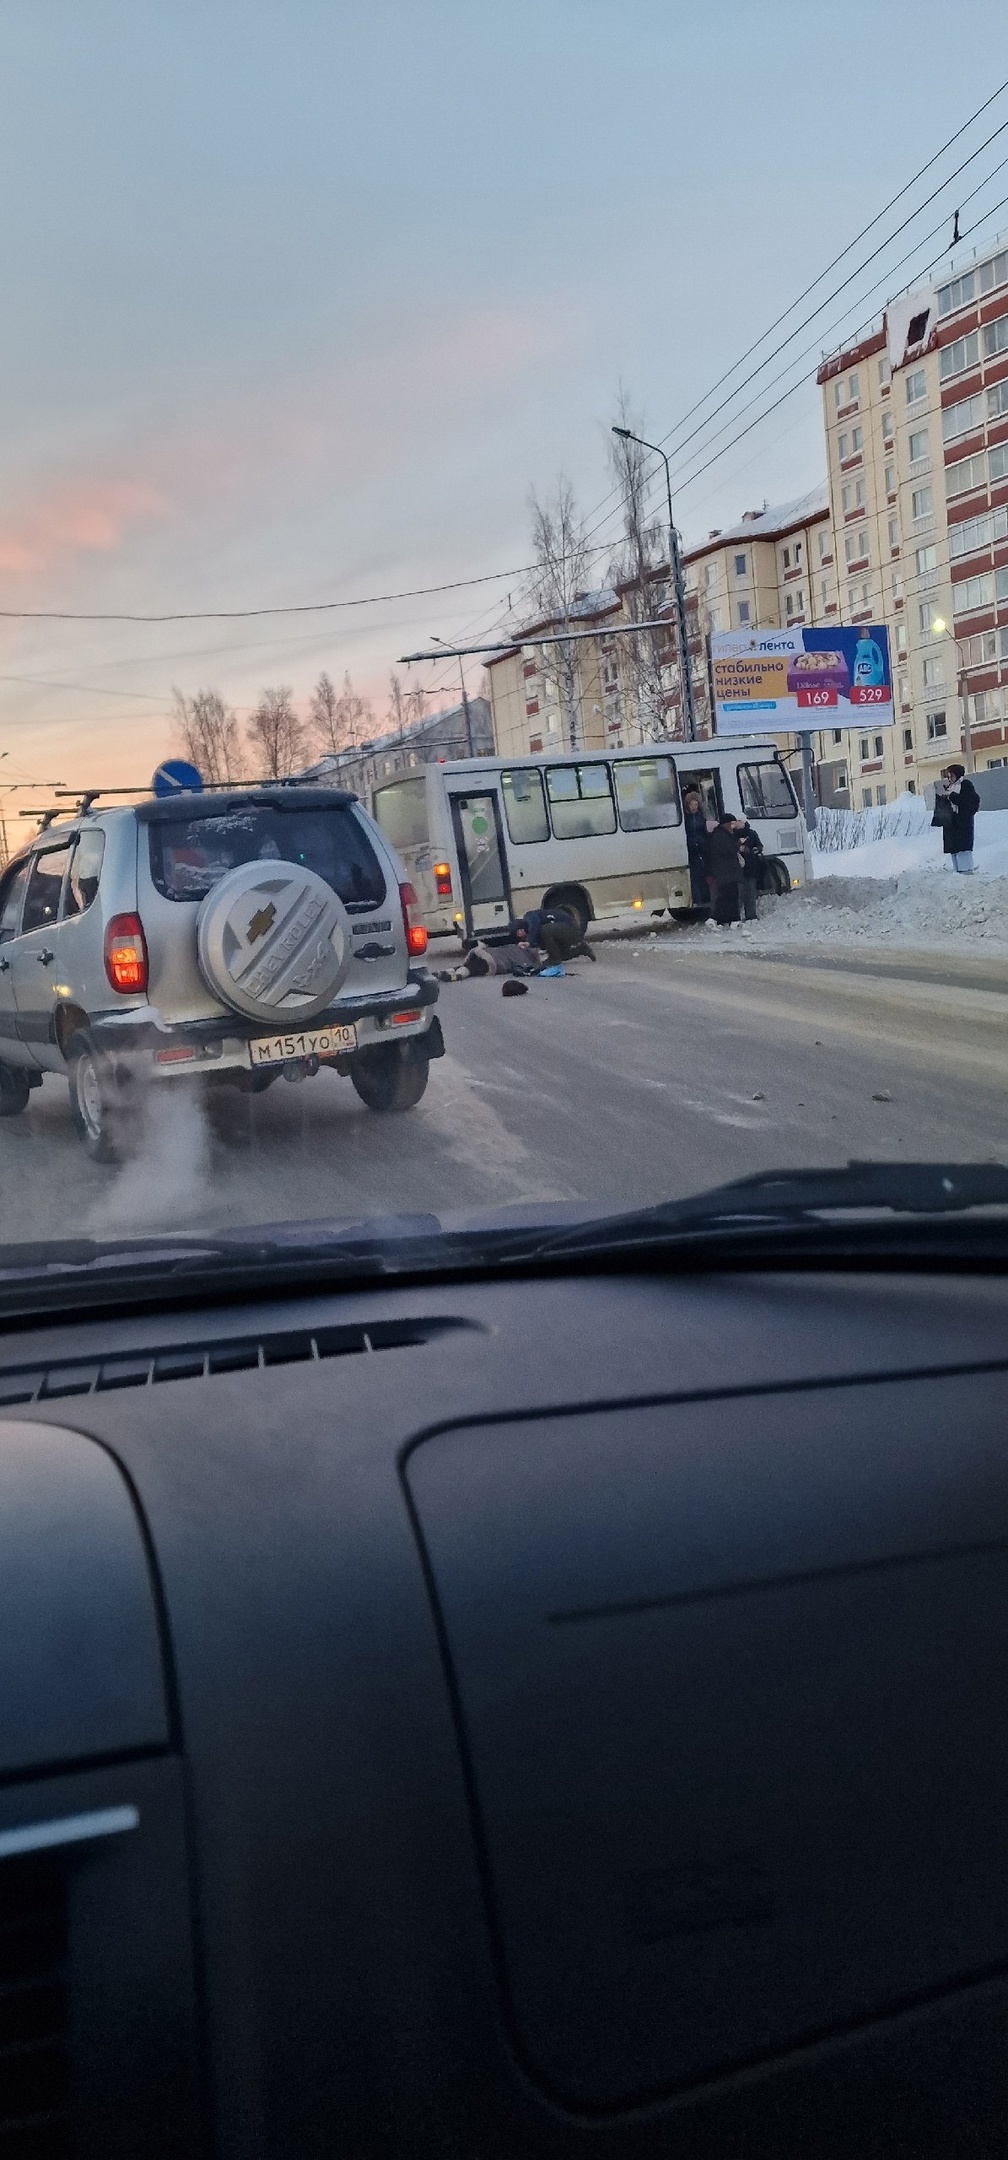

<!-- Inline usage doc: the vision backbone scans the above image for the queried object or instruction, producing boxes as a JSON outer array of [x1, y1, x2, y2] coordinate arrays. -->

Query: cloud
[[0, 476, 166, 581]]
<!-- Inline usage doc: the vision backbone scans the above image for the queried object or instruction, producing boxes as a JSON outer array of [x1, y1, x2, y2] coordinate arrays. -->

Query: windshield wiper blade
[[499, 1161, 1008, 1264]]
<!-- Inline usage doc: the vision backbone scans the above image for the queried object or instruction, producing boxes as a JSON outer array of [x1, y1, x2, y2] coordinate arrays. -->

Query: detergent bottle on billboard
[[852, 629, 885, 688]]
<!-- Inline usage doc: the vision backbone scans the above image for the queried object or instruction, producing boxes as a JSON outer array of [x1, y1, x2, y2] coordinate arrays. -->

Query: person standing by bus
[[682, 790, 710, 907], [706, 816, 745, 924], [735, 818, 764, 920]]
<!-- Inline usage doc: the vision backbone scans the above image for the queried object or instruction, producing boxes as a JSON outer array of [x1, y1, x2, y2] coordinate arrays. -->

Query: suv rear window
[[148, 806, 387, 910]]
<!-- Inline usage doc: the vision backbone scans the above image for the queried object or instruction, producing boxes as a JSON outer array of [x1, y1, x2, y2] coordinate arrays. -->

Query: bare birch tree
[[607, 389, 671, 741], [525, 477, 591, 750], [172, 688, 247, 782], [386, 672, 426, 740], [308, 671, 340, 755], [246, 686, 309, 779]]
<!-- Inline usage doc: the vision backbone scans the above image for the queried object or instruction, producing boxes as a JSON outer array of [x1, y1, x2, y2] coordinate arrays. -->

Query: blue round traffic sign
[[152, 759, 204, 798]]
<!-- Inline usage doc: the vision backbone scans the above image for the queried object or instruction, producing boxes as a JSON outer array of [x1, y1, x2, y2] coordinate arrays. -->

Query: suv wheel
[[350, 1040, 430, 1113], [0, 1062, 30, 1117], [67, 1042, 126, 1163]]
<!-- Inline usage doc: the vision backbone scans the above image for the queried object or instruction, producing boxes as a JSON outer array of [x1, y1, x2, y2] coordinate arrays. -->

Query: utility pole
[[429, 636, 475, 757], [613, 427, 695, 742]]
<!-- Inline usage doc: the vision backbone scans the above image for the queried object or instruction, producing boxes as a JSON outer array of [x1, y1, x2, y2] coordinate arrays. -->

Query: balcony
[[909, 456, 932, 478], [914, 569, 939, 594], [913, 514, 936, 535]]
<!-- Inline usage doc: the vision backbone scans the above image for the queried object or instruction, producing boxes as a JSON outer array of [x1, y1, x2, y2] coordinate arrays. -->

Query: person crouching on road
[[734, 818, 764, 920], [932, 763, 981, 874], [706, 815, 745, 924]]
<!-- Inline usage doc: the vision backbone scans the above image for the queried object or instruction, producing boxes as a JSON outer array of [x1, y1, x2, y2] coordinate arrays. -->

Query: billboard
[[711, 624, 892, 736]]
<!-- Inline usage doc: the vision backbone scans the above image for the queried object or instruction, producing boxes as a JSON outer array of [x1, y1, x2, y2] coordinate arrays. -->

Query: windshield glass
[[0, 16, 1005, 1277]]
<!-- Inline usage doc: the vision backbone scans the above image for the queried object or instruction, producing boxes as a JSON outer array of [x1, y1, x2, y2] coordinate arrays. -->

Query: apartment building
[[817, 230, 1008, 807], [487, 589, 635, 760]]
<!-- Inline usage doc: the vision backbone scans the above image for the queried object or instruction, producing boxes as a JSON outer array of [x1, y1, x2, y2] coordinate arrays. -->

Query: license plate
[[248, 1023, 358, 1067]]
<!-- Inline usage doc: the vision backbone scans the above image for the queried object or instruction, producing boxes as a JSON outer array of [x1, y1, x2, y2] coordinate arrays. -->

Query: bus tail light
[[399, 883, 428, 957], [104, 913, 149, 994], [433, 861, 452, 898]]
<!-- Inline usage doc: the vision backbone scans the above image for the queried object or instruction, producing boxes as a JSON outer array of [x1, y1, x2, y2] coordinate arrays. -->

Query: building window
[[954, 571, 996, 612], [851, 425, 863, 453], [842, 477, 866, 513], [882, 411, 894, 444], [918, 603, 933, 635], [782, 546, 791, 568], [885, 463, 896, 495], [922, 656, 945, 688], [898, 674, 909, 706], [908, 427, 929, 462], [896, 623, 907, 654], [833, 728, 843, 744], [704, 563, 715, 590], [838, 431, 848, 461], [862, 787, 873, 806], [915, 543, 938, 574], [926, 711, 947, 741], [907, 309, 929, 346], [937, 269, 976, 316], [987, 379, 1008, 421], [911, 486, 933, 519], [849, 578, 871, 611], [940, 329, 980, 378], [734, 552, 746, 576], [888, 515, 900, 549], [821, 578, 831, 609], [737, 600, 750, 624], [795, 540, 803, 565], [873, 734, 884, 759], [942, 391, 984, 440], [946, 449, 988, 498], [818, 530, 831, 563], [903, 726, 913, 751], [878, 353, 891, 386], [982, 313, 1008, 360], [836, 763, 848, 790], [876, 784, 888, 804], [849, 370, 859, 402], [844, 527, 868, 564], [859, 736, 870, 760]]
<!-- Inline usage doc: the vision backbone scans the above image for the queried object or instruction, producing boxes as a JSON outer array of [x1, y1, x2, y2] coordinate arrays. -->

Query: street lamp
[[931, 616, 974, 772], [611, 426, 696, 742], [429, 635, 474, 757]]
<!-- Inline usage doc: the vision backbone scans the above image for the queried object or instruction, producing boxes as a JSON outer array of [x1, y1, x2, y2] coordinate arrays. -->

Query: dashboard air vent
[[0, 1853, 70, 2157], [0, 1317, 480, 1410]]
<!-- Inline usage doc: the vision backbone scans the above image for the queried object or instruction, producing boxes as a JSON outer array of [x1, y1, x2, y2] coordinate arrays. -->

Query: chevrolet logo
[[246, 902, 277, 943]]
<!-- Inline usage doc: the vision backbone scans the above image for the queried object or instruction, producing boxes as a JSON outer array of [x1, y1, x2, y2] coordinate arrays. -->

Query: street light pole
[[931, 617, 973, 772], [612, 427, 695, 743]]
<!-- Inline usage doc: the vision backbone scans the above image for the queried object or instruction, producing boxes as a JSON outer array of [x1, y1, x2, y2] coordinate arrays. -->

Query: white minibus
[[370, 741, 810, 941]]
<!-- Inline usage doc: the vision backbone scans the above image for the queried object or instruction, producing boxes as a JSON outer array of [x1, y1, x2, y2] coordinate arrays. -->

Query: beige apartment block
[[818, 228, 1008, 806], [486, 591, 624, 761]]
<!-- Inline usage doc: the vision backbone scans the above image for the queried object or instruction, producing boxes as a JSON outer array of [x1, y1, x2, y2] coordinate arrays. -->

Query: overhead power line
[[0, 563, 534, 626]]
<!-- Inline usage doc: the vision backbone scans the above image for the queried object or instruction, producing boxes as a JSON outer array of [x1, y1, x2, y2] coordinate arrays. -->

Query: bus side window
[[546, 764, 616, 839], [501, 769, 549, 844], [614, 757, 682, 832]]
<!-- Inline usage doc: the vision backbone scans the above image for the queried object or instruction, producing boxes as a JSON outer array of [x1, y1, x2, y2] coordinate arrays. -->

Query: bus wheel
[[765, 859, 790, 896], [542, 888, 590, 941]]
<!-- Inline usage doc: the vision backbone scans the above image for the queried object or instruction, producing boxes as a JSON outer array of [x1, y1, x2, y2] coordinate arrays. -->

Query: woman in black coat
[[932, 763, 981, 873], [706, 816, 745, 923]]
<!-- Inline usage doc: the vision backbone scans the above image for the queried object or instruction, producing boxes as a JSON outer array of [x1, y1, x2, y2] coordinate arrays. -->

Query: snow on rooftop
[[684, 485, 829, 558]]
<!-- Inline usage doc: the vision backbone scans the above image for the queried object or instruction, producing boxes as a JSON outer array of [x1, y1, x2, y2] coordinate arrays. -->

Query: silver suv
[[0, 785, 443, 1159]]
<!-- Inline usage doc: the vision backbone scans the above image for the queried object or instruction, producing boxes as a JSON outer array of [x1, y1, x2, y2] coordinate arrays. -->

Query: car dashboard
[[1, 1262, 1007, 2158]]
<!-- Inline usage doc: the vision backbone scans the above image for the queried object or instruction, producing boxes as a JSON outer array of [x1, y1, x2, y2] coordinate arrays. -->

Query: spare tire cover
[[196, 860, 352, 1021]]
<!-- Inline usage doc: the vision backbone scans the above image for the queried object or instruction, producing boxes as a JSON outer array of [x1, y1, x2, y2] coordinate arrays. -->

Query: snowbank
[[811, 797, 1008, 881], [735, 870, 1008, 953]]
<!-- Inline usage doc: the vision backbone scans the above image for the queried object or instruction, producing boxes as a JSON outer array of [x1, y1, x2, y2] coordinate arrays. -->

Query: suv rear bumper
[[86, 973, 441, 1073]]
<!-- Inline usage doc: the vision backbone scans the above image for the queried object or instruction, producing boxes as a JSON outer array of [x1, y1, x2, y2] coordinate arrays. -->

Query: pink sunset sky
[[0, 0, 999, 811]]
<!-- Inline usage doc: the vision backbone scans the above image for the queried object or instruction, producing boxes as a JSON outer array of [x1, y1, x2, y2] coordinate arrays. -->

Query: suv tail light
[[399, 883, 428, 958], [104, 913, 149, 993], [433, 861, 452, 899]]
